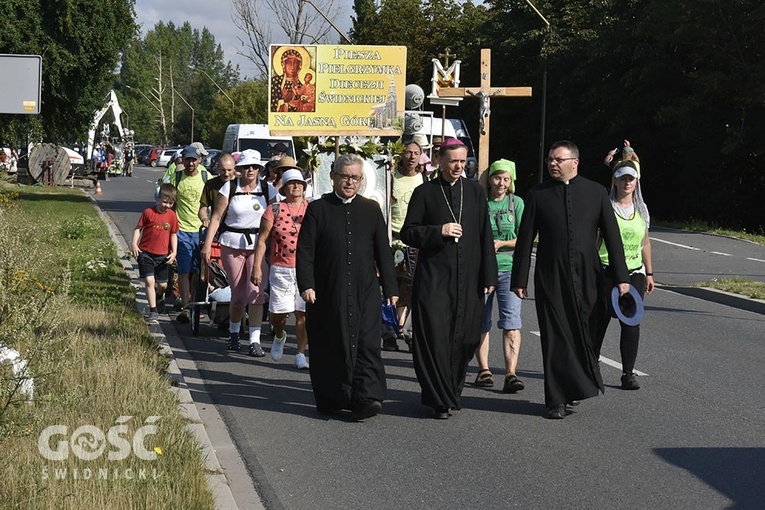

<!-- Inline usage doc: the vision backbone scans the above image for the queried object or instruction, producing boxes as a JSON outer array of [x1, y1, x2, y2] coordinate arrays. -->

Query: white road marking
[[529, 331, 649, 376], [746, 257, 765, 263], [710, 251, 732, 257], [650, 237, 700, 251]]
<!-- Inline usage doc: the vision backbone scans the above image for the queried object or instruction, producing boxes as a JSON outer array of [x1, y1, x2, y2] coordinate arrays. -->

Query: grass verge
[[653, 219, 765, 245], [696, 278, 765, 300], [0, 182, 215, 509]]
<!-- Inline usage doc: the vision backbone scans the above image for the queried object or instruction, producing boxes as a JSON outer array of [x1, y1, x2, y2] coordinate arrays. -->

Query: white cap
[[236, 149, 264, 168], [191, 141, 209, 156], [614, 166, 638, 179], [279, 169, 307, 195]]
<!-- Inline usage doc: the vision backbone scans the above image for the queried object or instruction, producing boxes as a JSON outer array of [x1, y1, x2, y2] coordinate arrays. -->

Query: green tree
[[350, 0, 379, 44], [118, 21, 237, 146], [205, 80, 268, 149], [0, 0, 136, 145]]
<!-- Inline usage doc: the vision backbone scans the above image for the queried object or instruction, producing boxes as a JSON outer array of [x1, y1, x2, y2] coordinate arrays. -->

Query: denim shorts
[[137, 252, 169, 282], [176, 230, 200, 275], [481, 271, 522, 333]]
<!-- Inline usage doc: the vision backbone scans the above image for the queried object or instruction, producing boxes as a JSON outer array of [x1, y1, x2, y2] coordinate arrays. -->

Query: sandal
[[503, 374, 525, 393], [474, 369, 494, 388]]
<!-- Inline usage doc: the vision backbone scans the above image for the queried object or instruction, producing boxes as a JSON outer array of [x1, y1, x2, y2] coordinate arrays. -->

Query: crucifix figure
[[439, 49, 532, 175]]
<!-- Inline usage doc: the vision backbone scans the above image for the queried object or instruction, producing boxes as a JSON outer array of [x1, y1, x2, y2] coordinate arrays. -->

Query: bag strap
[[175, 169, 209, 188]]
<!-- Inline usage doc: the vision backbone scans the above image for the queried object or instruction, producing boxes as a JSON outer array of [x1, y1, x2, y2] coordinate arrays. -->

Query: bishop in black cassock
[[401, 142, 497, 419], [296, 155, 398, 421], [511, 141, 629, 419]]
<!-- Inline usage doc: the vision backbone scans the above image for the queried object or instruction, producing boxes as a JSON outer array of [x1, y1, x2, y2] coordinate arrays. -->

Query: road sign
[[0, 54, 42, 114]]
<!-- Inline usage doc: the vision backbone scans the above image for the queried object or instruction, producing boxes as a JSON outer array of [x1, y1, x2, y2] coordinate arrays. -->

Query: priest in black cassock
[[296, 154, 398, 422], [511, 140, 630, 419], [401, 140, 498, 419]]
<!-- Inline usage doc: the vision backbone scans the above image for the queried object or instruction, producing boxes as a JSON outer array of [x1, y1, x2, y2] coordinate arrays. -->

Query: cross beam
[[439, 49, 532, 175]]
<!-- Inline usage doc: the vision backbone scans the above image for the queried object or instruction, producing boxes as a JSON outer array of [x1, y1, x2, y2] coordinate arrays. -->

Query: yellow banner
[[268, 45, 407, 136]]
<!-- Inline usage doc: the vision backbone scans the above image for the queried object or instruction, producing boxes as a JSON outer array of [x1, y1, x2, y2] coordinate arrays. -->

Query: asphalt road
[[92, 166, 765, 510]]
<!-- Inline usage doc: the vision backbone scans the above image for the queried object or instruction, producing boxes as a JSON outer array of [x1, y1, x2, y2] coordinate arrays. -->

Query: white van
[[222, 124, 296, 159], [407, 117, 478, 178]]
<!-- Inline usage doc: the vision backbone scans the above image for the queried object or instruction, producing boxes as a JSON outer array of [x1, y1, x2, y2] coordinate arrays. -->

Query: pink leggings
[[220, 246, 268, 308]]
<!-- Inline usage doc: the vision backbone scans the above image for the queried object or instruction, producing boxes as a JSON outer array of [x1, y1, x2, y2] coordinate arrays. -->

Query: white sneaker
[[294, 352, 309, 370], [271, 333, 286, 362]]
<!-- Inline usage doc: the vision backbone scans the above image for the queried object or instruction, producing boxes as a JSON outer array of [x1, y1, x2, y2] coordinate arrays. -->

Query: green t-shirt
[[488, 194, 524, 273], [175, 171, 207, 232], [162, 162, 207, 184], [390, 171, 425, 233], [598, 210, 647, 270]]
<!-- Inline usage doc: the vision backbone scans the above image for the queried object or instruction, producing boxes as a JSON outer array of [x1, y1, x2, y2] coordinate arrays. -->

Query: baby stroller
[[188, 229, 232, 335]]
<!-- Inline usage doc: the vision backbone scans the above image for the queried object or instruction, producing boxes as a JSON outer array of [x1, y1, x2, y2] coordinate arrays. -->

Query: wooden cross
[[438, 49, 532, 175]]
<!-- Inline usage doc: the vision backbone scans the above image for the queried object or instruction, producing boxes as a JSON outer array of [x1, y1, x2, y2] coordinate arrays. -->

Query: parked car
[[136, 147, 152, 165], [147, 147, 165, 167], [202, 149, 221, 172], [157, 148, 180, 168]]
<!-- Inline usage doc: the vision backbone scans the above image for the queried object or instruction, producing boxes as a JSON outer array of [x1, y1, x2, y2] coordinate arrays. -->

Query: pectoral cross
[[439, 49, 533, 176]]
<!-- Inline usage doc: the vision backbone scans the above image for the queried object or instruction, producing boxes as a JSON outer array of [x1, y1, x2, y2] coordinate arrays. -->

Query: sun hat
[[173, 149, 183, 160], [273, 155, 302, 173], [191, 141, 209, 156], [279, 169, 307, 195], [236, 149, 265, 168], [181, 145, 200, 160], [412, 133, 431, 150], [610, 285, 644, 326]]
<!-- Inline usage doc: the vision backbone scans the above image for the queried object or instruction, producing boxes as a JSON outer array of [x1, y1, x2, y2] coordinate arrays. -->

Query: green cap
[[488, 159, 516, 180]]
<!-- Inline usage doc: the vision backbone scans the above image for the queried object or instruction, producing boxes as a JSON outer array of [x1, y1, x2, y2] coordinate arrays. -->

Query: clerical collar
[[334, 192, 356, 204], [439, 175, 461, 187]]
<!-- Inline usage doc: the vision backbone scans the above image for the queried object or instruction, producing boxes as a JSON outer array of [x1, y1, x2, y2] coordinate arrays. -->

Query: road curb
[[91, 196, 251, 510], [657, 284, 765, 315]]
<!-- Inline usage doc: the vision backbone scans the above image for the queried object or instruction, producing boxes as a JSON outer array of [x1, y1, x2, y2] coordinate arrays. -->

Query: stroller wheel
[[191, 305, 200, 335]]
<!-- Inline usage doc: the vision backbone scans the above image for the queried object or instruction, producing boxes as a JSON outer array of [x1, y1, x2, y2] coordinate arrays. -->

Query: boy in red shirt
[[131, 183, 180, 324]]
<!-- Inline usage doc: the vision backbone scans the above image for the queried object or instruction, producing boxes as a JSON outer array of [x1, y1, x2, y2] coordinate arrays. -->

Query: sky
[[134, 0, 355, 79]]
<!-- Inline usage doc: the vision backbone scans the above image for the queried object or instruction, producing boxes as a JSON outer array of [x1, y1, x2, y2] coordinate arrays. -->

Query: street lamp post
[[125, 85, 161, 113], [524, 0, 551, 183], [301, 0, 352, 44], [171, 86, 194, 143], [188, 65, 235, 108]]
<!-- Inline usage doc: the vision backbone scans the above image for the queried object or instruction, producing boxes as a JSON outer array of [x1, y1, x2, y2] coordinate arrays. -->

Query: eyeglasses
[[239, 165, 261, 171], [545, 157, 577, 164], [335, 173, 363, 183]]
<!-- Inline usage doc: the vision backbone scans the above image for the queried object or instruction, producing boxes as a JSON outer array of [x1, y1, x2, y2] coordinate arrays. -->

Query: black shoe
[[227, 334, 241, 351], [432, 407, 451, 420], [621, 372, 640, 390], [248, 342, 266, 357], [381, 338, 399, 351], [502, 374, 525, 393], [567, 400, 580, 407], [350, 399, 382, 422], [546, 404, 566, 419], [156, 299, 166, 315]]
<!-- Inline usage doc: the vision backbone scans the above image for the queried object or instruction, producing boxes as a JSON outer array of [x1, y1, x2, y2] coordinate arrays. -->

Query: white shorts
[[269, 265, 306, 314]]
